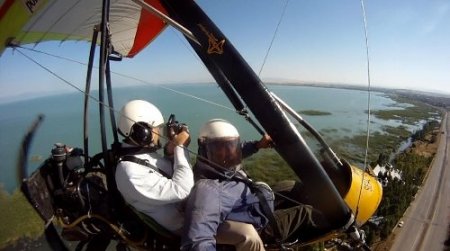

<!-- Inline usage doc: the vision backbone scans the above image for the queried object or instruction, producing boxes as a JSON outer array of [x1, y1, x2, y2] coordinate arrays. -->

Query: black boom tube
[[161, 0, 352, 230]]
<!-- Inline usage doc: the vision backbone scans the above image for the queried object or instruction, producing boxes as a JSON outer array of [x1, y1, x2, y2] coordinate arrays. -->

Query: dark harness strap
[[234, 175, 283, 244], [253, 185, 282, 242], [115, 146, 155, 156], [119, 155, 171, 179]]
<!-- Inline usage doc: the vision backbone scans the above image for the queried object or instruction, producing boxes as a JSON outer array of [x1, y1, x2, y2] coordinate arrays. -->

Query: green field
[[0, 187, 43, 249]]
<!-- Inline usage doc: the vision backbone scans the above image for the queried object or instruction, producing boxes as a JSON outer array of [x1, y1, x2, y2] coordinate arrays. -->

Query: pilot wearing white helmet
[[115, 99, 192, 234]]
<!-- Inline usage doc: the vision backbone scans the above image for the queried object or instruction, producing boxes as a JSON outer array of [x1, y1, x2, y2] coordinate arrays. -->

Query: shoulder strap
[[232, 174, 283, 244], [252, 184, 283, 244], [119, 155, 171, 179], [116, 146, 154, 156]]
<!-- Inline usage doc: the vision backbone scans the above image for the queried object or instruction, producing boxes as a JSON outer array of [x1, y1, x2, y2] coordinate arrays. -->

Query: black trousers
[[261, 180, 330, 244]]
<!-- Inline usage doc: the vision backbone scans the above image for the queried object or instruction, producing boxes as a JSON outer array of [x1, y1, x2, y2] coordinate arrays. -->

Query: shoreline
[[3, 82, 450, 107], [267, 82, 450, 100]]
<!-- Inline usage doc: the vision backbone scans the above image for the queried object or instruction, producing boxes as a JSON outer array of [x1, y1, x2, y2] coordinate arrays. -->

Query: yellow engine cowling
[[343, 165, 383, 226], [300, 163, 383, 246]]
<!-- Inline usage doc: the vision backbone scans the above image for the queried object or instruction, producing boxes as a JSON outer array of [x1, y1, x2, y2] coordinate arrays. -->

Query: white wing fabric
[[0, 0, 167, 57]]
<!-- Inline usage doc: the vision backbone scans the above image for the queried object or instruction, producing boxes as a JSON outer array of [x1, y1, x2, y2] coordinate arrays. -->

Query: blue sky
[[1, 0, 449, 102]]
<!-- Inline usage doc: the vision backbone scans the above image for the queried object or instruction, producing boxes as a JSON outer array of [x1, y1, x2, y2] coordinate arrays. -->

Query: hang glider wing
[[0, 0, 167, 57]]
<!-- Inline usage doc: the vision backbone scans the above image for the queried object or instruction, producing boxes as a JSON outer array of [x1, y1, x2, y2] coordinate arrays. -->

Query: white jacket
[[115, 145, 194, 233]]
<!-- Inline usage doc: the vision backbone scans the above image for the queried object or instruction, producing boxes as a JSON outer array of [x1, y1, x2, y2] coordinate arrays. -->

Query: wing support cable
[[83, 21, 120, 164], [106, 56, 119, 144], [83, 26, 99, 164], [355, 0, 373, 221], [258, 0, 290, 77], [97, 0, 119, 156], [98, 0, 110, 157], [97, 0, 122, 203]]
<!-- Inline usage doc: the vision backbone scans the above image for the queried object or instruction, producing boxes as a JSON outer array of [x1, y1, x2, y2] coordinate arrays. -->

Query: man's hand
[[256, 134, 273, 149], [164, 126, 190, 157], [173, 130, 191, 147]]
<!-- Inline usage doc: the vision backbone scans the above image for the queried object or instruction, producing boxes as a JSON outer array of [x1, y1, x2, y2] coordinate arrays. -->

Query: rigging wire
[[355, 0, 373, 219], [258, 0, 290, 77], [13, 47, 231, 158], [15, 48, 108, 108], [16, 46, 235, 113], [14, 48, 143, 135]]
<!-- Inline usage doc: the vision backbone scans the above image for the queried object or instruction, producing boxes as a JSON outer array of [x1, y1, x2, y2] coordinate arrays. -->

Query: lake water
[[0, 83, 423, 192]]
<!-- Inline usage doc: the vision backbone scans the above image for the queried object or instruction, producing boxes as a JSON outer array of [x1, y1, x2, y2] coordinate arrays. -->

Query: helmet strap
[[197, 138, 207, 157]]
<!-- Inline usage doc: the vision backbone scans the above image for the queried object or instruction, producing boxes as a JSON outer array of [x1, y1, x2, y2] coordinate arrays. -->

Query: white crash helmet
[[199, 119, 242, 169], [118, 100, 164, 145]]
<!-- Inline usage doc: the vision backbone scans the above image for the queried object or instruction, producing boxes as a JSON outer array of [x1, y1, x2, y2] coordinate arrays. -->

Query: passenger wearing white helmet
[[115, 100, 192, 234], [181, 119, 273, 251], [192, 119, 272, 179], [181, 119, 319, 251]]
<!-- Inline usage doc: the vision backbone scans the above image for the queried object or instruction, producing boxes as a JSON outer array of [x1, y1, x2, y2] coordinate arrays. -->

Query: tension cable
[[14, 48, 114, 113], [355, 0, 373, 219], [16, 46, 235, 113], [14, 47, 235, 163], [258, 0, 290, 77]]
